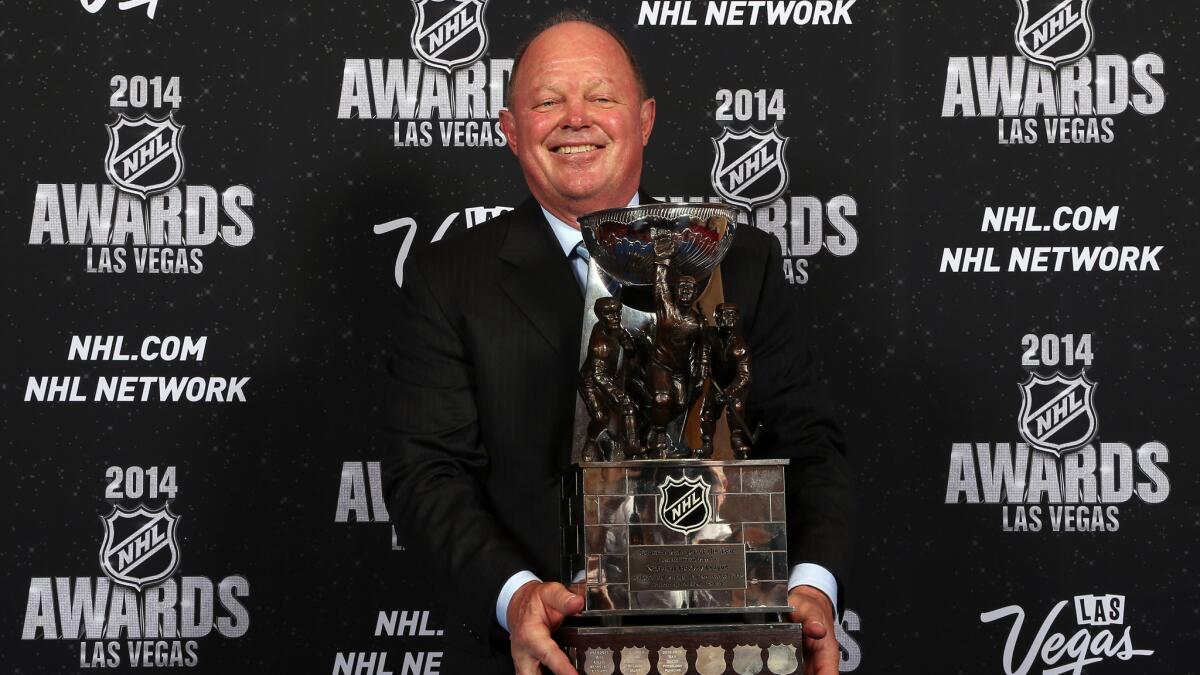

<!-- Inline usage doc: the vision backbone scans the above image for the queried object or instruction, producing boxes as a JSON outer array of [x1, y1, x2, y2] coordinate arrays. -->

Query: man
[[383, 13, 852, 675]]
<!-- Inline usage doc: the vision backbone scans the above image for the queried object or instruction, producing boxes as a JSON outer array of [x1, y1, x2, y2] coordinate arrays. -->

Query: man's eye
[[537, 100, 558, 108]]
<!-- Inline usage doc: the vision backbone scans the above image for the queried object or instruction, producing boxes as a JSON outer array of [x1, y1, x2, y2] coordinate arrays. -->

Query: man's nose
[[561, 97, 591, 129]]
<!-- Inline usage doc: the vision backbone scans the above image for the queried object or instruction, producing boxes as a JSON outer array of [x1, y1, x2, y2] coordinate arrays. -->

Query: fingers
[[788, 586, 838, 675], [789, 604, 826, 637], [510, 583, 584, 675], [511, 619, 578, 675], [803, 631, 841, 675], [541, 582, 585, 617], [513, 653, 541, 675], [800, 618, 828, 640], [790, 601, 829, 639], [788, 586, 835, 627], [512, 632, 577, 675], [531, 634, 579, 675]]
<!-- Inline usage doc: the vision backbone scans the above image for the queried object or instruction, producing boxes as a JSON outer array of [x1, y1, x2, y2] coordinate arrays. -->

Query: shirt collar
[[541, 193, 641, 257]]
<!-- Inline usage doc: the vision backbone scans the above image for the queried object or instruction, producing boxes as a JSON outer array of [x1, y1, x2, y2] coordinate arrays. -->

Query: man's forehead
[[523, 53, 626, 84], [517, 23, 636, 82]]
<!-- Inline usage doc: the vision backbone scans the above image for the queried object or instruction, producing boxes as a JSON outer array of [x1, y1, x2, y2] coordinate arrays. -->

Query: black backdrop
[[2, 0, 1197, 672]]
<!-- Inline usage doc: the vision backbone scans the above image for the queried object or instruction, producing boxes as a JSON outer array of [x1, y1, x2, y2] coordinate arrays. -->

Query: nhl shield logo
[[99, 504, 180, 591], [1014, 0, 1095, 68], [410, 0, 489, 72], [1018, 370, 1098, 455], [104, 112, 185, 199], [711, 125, 790, 210], [657, 474, 712, 536]]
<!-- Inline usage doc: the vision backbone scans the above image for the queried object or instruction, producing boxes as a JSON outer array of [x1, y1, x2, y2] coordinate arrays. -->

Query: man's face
[[500, 22, 656, 223]]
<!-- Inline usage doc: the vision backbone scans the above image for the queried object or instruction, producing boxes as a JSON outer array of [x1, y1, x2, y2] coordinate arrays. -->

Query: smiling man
[[498, 19, 654, 228], [384, 12, 852, 675]]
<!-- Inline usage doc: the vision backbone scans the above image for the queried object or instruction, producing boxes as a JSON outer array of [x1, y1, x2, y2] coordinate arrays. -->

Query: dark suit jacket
[[383, 195, 853, 673]]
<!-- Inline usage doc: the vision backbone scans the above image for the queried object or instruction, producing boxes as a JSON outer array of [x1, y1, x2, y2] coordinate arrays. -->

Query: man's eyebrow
[[530, 82, 566, 97], [581, 77, 618, 93]]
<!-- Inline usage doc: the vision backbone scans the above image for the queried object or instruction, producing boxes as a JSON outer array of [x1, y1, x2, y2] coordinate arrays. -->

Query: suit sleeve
[[745, 237, 855, 608], [381, 258, 533, 652]]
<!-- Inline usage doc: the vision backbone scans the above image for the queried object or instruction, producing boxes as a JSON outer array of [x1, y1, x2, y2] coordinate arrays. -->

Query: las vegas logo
[[943, 333, 1171, 534], [20, 466, 251, 668], [338, 0, 507, 148], [940, 0, 1165, 145]]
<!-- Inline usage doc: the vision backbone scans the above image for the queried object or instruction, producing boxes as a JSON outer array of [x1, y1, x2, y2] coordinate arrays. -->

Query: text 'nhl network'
[[638, 0, 856, 26]]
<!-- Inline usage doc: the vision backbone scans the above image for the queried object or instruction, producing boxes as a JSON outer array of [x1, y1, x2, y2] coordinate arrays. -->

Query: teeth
[[555, 144, 599, 154]]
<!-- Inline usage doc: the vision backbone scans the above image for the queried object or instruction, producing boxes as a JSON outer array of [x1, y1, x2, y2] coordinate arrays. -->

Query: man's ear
[[639, 97, 656, 146], [499, 108, 520, 157]]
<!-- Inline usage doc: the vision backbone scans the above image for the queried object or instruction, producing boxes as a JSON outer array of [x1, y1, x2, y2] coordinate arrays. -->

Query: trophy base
[[563, 459, 792, 616], [558, 621, 804, 674]]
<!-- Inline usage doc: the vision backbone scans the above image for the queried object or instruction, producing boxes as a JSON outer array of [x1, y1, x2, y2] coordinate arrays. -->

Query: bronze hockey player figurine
[[579, 297, 641, 460], [646, 229, 705, 457], [698, 303, 754, 459]]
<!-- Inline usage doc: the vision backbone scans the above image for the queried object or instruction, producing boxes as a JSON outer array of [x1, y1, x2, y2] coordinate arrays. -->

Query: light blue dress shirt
[[540, 193, 640, 288]]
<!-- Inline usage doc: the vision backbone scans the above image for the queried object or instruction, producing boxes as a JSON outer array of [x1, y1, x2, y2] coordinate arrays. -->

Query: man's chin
[[553, 183, 635, 210]]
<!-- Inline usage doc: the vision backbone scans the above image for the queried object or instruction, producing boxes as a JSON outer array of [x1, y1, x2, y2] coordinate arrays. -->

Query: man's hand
[[788, 585, 840, 675], [508, 580, 585, 675]]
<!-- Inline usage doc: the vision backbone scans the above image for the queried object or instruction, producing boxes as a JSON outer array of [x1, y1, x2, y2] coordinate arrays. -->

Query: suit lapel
[[499, 197, 583, 355]]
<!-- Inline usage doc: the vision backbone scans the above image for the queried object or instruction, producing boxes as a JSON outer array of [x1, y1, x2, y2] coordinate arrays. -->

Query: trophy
[[558, 203, 804, 675]]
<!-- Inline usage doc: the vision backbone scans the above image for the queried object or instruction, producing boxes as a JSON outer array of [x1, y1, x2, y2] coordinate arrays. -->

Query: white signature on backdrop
[[81, 0, 160, 19], [374, 206, 512, 288]]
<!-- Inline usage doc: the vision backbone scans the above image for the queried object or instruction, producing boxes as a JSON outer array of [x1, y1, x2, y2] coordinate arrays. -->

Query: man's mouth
[[552, 144, 603, 155]]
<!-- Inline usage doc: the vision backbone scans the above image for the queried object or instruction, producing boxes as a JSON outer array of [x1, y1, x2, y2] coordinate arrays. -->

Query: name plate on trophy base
[[561, 459, 792, 615], [558, 623, 804, 675]]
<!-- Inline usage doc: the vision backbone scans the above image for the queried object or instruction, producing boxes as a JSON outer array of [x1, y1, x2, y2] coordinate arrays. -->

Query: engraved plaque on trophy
[[558, 203, 805, 674]]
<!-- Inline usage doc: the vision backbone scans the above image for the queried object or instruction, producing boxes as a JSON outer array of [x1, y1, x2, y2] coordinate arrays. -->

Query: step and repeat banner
[[2, 0, 1196, 672]]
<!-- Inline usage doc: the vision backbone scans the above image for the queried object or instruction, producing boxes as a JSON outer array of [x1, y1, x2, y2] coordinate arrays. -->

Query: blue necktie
[[570, 241, 590, 291]]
